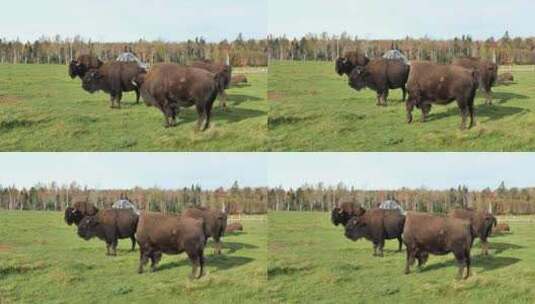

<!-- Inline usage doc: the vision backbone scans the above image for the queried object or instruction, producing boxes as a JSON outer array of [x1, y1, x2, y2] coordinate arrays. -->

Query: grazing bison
[[140, 64, 222, 130], [335, 51, 370, 76], [191, 60, 232, 110], [183, 207, 227, 255], [69, 54, 103, 79], [82, 61, 147, 108], [452, 57, 498, 105], [449, 208, 497, 255], [331, 202, 365, 227], [344, 208, 405, 256], [231, 74, 248, 86], [403, 212, 473, 279], [77, 209, 138, 256], [225, 223, 244, 233], [348, 59, 410, 105], [405, 61, 479, 129], [135, 213, 206, 279], [493, 223, 510, 234], [497, 72, 514, 84], [64, 201, 98, 226]]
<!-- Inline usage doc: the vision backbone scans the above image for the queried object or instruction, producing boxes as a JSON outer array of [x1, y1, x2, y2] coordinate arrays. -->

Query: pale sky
[[0, 153, 268, 190], [1, 153, 534, 191], [0, 0, 267, 42], [269, 0, 534, 40]]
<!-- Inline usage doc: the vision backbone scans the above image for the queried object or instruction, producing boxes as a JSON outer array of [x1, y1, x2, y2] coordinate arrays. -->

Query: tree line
[[268, 182, 535, 215], [0, 181, 267, 214], [0, 33, 268, 67], [267, 31, 535, 65]]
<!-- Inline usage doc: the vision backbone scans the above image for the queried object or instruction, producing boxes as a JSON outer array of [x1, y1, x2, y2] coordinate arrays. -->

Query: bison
[[348, 59, 410, 106], [225, 223, 244, 233], [402, 212, 473, 279], [69, 54, 103, 79], [344, 208, 405, 256], [405, 61, 479, 129], [449, 208, 497, 255], [493, 223, 510, 234], [331, 202, 365, 227], [497, 72, 514, 85], [140, 63, 222, 130], [77, 209, 138, 256], [64, 201, 98, 226], [335, 51, 370, 76], [135, 213, 206, 279], [81, 61, 147, 108], [452, 57, 498, 105], [190, 60, 232, 110], [231, 74, 248, 86], [183, 207, 227, 255]]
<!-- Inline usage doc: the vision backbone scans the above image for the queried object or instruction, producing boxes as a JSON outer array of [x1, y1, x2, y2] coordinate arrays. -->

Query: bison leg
[[382, 89, 389, 106], [111, 240, 118, 256], [202, 101, 213, 131], [198, 249, 205, 279], [377, 240, 385, 257], [219, 91, 228, 111], [464, 248, 471, 279], [405, 247, 416, 274], [406, 100, 414, 124], [416, 251, 428, 268], [195, 104, 205, 131], [213, 239, 223, 255], [135, 88, 140, 104], [138, 250, 150, 274], [468, 98, 476, 129], [401, 87, 407, 102], [116, 92, 123, 109], [187, 251, 200, 280], [397, 237, 403, 252], [481, 240, 489, 256], [150, 251, 162, 272], [109, 96, 116, 109], [130, 236, 136, 251], [453, 250, 468, 280], [457, 101, 469, 130], [372, 243, 378, 256], [485, 88, 493, 105]]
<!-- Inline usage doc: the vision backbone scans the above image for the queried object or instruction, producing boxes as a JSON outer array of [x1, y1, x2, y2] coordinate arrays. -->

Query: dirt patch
[[268, 91, 284, 101], [0, 244, 12, 252], [0, 95, 22, 104]]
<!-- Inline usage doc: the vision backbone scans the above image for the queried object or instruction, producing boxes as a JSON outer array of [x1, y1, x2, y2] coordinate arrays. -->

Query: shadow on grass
[[268, 263, 314, 278], [425, 104, 526, 123], [488, 241, 523, 254], [226, 94, 264, 106], [493, 92, 529, 104], [0, 118, 49, 132], [156, 255, 254, 272]]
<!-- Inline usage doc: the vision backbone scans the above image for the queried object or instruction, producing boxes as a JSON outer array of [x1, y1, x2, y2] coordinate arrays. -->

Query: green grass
[[0, 64, 267, 151], [268, 212, 535, 304], [0, 211, 267, 304], [269, 61, 535, 151]]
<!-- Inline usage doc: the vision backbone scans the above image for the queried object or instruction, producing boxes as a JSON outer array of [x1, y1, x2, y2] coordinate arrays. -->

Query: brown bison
[[335, 51, 370, 76], [64, 201, 98, 226], [344, 208, 405, 256], [403, 212, 473, 279], [225, 223, 244, 233], [452, 57, 498, 105], [348, 59, 410, 105], [77, 209, 138, 256], [135, 213, 206, 279], [69, 54, 103, 79], [405, 61, 479, 129], [449, 208, 497, 255], [331, 202, 365, 227], [493, 223, 511, 233], [497, 72, 514, 84], [183, 207, 227, 255], [190, 60, 232, 110], [140, 63, 222, 130], [82, 61, 147, 108], [231, 74, 248, 86]]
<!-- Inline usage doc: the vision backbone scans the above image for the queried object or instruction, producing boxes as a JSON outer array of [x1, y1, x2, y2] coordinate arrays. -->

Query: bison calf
[[405, 61, 479, 129], [348, 59, 410, 106], [140, 64, 222, 130], [77, 209, 138, 256], [183, 207, 227, 255], [135, 213, 206, 279], [403, 212, 473, 279], [344, 208, 405, 256], [82, 61, 146, 109], [449, 208, 497, 255]]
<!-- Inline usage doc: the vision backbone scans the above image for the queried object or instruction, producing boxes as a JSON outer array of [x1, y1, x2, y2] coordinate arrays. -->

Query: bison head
[[335, 57, 354, 76], [331, 207, 353, 226], [69, 60, 88, 79], [77, 215, 100, 240], [348, 66, 369, 91], [81, 70, 104, 93], [344, 216, 368, 241], [64, 207, 84, 226]]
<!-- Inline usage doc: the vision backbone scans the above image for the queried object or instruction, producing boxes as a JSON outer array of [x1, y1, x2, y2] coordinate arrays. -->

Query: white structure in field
[[378, 199, 405, 215], [116, 52, 149, 69], [382, 50, 409, 65], [112, 198, 140, 215]]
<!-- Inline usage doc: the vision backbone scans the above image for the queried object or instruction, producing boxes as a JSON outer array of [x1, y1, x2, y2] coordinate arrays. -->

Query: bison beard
[[140, 64, 222, 130]]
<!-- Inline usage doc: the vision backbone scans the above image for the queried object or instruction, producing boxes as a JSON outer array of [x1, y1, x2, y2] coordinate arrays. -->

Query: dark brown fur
[[135, 213, 206, 279], [344, 208, 405, 256], [183, 207, 227, 255], [140, 63, 222, 130], [331, 202, 366, 226], [335, 51, 370, 76], [405, 61, 479, 129], [449, 208, 497, 255], [349, 59, 410, 105], [64, 201, 98, 226], [452, 57, 498, 104], [82, 61, 146, 108], [69, 54, 103, 79], [402, 212, 473, 279], [77, 209, 138, 256], [190, 60, 232, 109]]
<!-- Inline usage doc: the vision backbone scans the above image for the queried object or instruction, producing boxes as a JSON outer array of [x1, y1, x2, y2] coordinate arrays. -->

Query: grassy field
[[0, 211, 267, 304], [269, 61, 535, 151], [0, 65, 267, 151], [268, 212, 535, 304]]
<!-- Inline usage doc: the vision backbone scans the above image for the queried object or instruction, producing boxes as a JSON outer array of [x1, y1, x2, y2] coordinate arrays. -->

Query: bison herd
[[69, 54, 248, 130], [64, 201, 238, 280], [332, 202, 500, 279], [336, 51, 502, 129]]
